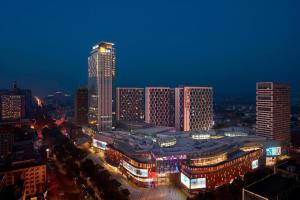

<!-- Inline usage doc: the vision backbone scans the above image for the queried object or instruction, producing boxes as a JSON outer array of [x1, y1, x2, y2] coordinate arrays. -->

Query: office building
[[116, 88, 145, 122], [175, 87, 214, 131], [75, 87, 88, 125], [88, 42, 115, 131], [0, 82, 32, 121], [256, 82, 291, 142], [0, 95, 25, 121], [145, 87, 175, 127]]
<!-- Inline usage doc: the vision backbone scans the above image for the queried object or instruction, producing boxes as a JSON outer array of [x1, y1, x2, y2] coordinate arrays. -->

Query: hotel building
[[88, 42, 116, 131], [175, 87, 214, 131], [256, 82, 291, 142], [145, 87, 175, 127], [116, 88, 145, 122]]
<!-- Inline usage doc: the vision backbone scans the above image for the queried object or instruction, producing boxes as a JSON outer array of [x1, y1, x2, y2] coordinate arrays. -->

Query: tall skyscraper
[[75, 87, 88, 125], [145, 87, 175, 127], [256, 82, 291, 142], [116, 88, 145, 122], [175, 87, 214, 131], [88, 42, 115, 131]]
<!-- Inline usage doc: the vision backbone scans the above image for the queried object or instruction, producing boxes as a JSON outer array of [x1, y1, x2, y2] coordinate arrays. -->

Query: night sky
[[0, 0, 300, 97]]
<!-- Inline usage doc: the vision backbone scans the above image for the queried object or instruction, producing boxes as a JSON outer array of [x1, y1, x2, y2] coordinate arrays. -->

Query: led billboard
[[122, 160, 148, 178], [266, 147, 281, 157], [181, 173, 190, 189], [190, 178, 206, 189], [251, 160, 259, 169], [92, 139, 107, 150]]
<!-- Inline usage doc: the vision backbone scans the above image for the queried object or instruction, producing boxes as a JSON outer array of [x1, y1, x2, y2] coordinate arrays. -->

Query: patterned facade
[[116, 88, 145, 122], [145, 87, 175, 127], [0, 82, 32, 121], [88, 42, 115, 131], [256, 82, 291, 142], [175, 87, 213, 131], [1, 95, 25, 121]]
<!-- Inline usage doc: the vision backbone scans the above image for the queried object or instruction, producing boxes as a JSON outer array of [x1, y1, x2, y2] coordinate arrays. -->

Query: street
[[85, 152, 187, 200], [47, 159, 85, 200]]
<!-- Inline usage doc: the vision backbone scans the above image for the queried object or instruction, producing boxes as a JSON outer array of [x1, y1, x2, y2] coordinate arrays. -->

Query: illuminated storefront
[[104, 145, 156, 187], [190, 153, 227, 167], [180, 149, 263, 193], [121, 160, 149, 178]]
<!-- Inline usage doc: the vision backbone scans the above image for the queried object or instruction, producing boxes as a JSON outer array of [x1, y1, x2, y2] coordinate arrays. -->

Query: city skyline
[[1, 1, 300, 96], [1, 1, 300, 200]]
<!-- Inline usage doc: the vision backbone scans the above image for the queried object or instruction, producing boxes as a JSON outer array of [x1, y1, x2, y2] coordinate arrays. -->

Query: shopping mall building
[[89, 126, 282, 192]]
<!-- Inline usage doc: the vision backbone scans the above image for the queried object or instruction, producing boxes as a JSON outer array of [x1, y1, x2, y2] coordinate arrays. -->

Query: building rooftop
[[277, 160, 300, 176], [244, 174, 299, 199], [99, 127, 269, 162]]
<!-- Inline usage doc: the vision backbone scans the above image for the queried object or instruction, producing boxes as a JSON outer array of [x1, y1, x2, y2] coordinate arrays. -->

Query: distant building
[[44, 91, 72, 107], [116, 88, 145, 122], [145, 87, 175, 127], [175, 87, 213, 131], [88, 42, 115, 131], [0, 95, 25, 121], [256, 82, 291, 142], [0, 82, 32, 121], [75, 87, 88, 125]]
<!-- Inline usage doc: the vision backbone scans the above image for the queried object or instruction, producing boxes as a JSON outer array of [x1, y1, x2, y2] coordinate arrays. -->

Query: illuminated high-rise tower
[[88, 42, 115, 131]]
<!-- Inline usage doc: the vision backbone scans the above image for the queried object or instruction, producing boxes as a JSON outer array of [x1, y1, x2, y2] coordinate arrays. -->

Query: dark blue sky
[[0, 0, 300, 97]]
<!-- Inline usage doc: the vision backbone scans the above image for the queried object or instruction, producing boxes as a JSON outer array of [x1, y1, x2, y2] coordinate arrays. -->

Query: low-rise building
[[243, 174, 300, 200]]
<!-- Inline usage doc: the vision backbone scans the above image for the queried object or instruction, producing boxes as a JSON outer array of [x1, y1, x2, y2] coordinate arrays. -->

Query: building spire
[[12, 81, 18, 90]]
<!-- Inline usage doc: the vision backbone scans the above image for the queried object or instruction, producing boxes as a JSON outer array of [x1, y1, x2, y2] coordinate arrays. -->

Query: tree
[[81, 159, 96, 177]]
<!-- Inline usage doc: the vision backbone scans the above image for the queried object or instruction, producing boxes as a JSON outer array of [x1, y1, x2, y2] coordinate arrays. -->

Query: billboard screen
[[122, 160, 148, 178], [251, 160, 259, 169], [92, 139, 107, 150], [181, 173, 190, 189], [190, 178, 206, 189], [266, 147, 281, 157]]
